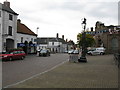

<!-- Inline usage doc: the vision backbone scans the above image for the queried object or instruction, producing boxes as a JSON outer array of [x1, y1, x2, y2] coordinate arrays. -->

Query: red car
[[0, 50, 26, 61]]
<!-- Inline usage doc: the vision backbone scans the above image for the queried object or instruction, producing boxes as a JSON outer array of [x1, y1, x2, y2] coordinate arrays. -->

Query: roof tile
[[17, 21, 37, 36]]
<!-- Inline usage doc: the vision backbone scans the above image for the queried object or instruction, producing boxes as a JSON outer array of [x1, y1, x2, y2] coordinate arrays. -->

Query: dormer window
[[9, 14, 13, 21]]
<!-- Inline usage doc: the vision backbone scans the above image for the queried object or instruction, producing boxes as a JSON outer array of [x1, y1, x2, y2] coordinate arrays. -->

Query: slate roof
[[2, 4, 18, 15], [17, 21, 37, 36], [37, 37, 67, 44]]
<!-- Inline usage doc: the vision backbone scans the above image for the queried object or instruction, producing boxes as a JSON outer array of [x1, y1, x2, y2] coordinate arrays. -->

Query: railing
[[114, 53, 120, 68]]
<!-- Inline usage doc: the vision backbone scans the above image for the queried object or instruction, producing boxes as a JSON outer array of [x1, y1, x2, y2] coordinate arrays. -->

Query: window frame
[[8, 26, 12, 36], [9, 14, 13, 21]]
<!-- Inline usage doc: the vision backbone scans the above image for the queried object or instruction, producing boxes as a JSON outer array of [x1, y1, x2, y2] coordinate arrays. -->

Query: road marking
[[3, 59, 69, 88]]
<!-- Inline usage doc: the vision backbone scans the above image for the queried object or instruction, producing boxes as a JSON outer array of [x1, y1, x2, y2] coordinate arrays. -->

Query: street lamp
[[78, 18, 87, 62], [36, 27, 39, 35]]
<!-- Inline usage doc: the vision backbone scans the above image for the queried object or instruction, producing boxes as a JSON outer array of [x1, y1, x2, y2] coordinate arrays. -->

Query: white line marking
[[3, 59, 68, 88]]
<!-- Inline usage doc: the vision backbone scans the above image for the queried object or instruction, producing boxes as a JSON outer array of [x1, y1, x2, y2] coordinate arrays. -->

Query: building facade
[[95, 21, 120, 53], [17, 20, 37, 54], [1, 1, 18, 52], [37, 34, 67, 53], [0, 3, 2, 53]]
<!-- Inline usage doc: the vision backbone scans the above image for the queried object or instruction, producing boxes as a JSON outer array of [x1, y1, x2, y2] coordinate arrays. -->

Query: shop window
[[111, 38, 118, 51]]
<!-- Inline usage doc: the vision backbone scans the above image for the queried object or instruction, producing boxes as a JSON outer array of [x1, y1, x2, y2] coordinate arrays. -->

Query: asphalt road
[[2, 53, 69, 87]]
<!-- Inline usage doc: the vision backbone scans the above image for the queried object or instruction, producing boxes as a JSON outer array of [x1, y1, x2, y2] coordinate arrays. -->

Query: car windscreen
[[89, 49, 96, 51], [40, 50, 47, 53]]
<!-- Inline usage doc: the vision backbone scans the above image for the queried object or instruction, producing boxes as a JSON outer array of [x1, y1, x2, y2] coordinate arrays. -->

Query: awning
[[29, 44, 37, 47], [17, 43, 25, 47]]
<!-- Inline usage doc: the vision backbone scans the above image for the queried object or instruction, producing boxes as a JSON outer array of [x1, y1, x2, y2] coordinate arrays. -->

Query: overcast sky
[[1, 0, 119, 43]]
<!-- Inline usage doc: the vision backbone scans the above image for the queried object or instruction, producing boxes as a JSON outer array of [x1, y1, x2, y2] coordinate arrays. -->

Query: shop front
[[17, 42, 37, 54]]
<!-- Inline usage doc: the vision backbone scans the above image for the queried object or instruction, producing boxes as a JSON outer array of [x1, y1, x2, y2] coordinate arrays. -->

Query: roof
[[37, 37, 67, 44], [2, 4, 18, 15], [17, 21, 37, 36]]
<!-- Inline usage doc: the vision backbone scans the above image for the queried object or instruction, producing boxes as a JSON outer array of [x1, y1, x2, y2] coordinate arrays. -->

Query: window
[[0, 11, 1, 17], [9, 14, 13, 21], [31, 38, 33, 42], [21, 37, 23, 43], [8, 26, 12, 36], [52, 42, 54, 45]]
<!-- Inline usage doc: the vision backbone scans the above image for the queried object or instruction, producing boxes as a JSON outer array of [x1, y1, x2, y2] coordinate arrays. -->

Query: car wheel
[[100, 52, 103, 55], [90, 53, 92, 55], [9, 57, 12, 61], [21, 56, 24, 60]]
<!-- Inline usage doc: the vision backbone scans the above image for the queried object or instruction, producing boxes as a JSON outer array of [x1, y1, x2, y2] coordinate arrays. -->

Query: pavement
[[7, 54, 118, 88]]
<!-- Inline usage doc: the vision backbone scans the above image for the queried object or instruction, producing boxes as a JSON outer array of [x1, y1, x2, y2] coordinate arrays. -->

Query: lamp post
[[36, 27, 39, 35], [78, 18, 87, 62]]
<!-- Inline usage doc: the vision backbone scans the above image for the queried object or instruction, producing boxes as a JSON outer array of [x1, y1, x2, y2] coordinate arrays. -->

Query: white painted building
[[0, 3, 2, 53], [17, 20, 37, 54], [1, 1, 18, 52], [37, 34, 68, 53]]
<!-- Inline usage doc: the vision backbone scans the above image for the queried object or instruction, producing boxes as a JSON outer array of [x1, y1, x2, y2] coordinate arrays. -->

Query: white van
[[87, 47, 105, 55]]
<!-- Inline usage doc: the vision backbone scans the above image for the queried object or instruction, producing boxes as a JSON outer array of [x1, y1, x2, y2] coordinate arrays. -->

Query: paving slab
[[8, 54, 118, 88]]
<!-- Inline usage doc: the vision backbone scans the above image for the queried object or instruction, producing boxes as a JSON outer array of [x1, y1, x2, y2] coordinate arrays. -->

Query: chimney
[[17, 19, 21, 23], [4, 0, 10, 7], [62, 35, 64, 40], [56, 33, 59, 38], [66, 39, 68, 42]]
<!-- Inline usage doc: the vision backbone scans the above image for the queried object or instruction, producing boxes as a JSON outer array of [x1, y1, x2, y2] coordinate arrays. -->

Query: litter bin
[[69, 54, 79, 63]]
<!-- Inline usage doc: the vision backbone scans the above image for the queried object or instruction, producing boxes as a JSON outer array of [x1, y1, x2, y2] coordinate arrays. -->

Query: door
[[12, 51, 20, 59]]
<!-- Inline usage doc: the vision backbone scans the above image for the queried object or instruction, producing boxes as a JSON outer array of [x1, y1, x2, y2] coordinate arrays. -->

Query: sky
[[0, 0, 119, 43]]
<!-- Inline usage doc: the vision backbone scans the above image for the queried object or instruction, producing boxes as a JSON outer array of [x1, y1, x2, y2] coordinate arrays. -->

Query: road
[[2, 53, 69, 87]]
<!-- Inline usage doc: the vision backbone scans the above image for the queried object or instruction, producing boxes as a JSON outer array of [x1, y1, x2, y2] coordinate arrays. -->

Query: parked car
[[0, 50, 26, 61], [68, 50, 74, 54], [64, 50, 68, 53], [39, 49, 50, 57], [73, 50, 79, 54], [87, 47, 105, 55], [68, 49, 79, 54]]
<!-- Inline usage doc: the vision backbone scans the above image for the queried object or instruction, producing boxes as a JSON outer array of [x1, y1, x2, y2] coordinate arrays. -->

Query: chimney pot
[[17, 19, 21, 23], [4, 0, 10, 7], [56, 33, 59, 38], [62, 35, 64, 40]]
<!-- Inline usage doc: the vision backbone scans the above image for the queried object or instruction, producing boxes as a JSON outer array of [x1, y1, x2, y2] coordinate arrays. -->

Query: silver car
[[87, 47, 105, 55]]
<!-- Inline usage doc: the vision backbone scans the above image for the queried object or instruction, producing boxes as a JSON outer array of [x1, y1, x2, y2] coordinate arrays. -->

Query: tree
[[77, 33, 95, 48]]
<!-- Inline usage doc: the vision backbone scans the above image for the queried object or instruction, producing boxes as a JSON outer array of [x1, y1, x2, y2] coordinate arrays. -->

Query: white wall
[[0, 3, 2, 53], [37, 44, 48, 50], [48, 42, 62, 46], [2, 8, 18, 51], [17, 33, 37, 44]]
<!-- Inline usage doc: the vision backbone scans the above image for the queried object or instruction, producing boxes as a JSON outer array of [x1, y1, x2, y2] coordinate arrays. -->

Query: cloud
[[1, 0, 119, 43]]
